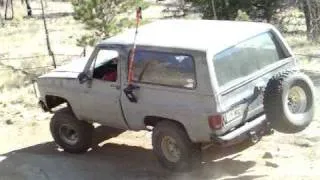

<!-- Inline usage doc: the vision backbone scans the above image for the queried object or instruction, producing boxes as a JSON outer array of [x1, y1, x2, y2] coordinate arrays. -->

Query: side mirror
[[78, 72, 90, 84]]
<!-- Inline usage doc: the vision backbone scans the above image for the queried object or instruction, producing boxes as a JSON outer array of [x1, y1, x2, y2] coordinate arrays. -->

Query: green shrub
[[235, 10, 251, 21], [72, 0, 149, 46]]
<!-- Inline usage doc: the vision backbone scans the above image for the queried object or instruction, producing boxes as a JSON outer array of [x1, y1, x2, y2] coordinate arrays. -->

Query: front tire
[[152, 121, 201, 172], [50, 108, 93, 153]]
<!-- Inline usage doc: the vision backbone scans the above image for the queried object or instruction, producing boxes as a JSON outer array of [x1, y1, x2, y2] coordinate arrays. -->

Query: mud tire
[[263, 71, 315, 133], [50, 108, 93, 153], [152, 121, 201, 172]]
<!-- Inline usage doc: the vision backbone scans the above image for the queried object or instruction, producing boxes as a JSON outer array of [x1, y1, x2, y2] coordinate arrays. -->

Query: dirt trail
[[0, 1, 320, 179], [0, 71, 318, 180]]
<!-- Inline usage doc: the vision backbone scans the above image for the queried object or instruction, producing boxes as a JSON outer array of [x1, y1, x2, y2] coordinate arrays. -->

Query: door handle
[[124, 84, 140, 103], [110, 84, 121, 89]]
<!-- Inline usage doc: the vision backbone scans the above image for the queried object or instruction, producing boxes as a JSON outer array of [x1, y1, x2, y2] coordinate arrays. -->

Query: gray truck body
[[36, 20, 298, 143]]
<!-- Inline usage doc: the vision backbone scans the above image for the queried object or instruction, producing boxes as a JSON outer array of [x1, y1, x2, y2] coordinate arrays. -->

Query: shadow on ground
[[24, 12, 74, 19], [0, 126, 265, 180]]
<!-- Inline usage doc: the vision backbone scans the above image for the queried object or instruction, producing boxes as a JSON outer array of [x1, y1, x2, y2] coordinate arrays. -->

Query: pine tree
[[72, 0, 148, 46], [187, 0, 280, 22]]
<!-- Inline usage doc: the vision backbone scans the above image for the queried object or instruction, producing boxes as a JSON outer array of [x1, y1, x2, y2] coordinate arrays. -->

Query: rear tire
[[152, 121, 201, 172], [263, 71, 315, 133], [50, 108, 93, 153]]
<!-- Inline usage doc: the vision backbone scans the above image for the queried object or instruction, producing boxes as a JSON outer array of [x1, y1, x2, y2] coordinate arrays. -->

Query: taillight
[[208, 115, 224, 129]]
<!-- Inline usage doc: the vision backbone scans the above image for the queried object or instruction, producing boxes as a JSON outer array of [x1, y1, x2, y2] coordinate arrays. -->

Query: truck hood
[[39, 57, 88, 79]]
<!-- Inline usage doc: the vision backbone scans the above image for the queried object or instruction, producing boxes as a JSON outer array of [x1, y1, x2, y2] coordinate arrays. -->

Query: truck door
[[120, 48, 205, 131], [80, 47, 128, 129]]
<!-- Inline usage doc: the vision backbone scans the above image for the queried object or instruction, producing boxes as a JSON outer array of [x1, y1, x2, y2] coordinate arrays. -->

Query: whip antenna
[[124, 6, 142, 103], [128, 7, 142, 84]]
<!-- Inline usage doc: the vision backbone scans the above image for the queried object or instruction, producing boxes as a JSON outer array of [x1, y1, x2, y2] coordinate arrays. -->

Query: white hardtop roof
[[101, 19, 274, 54]]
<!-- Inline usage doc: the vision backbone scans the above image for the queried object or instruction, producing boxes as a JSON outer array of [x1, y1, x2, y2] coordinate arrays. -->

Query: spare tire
[[263, 71, 315, 133]]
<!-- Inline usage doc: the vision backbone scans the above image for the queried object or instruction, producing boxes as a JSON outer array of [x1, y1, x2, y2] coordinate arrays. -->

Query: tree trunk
[[5, 0, 14, 20], [26, 0, 32, 16], [264, 5, 273, 23], [0, 11, 3, 26], [178, 0, 185, 16], [211, 0, 217, 19], [302, 0, 320, 42], [0, 0, 3, 25], [5, 0, 9, 19], [40, 0, 56, 68], [222, 0, 230, 20], [302, 0, 312, 40]]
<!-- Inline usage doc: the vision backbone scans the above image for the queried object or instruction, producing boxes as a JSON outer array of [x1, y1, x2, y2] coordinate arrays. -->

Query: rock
[[31, 122, 38, 127], [262, 152, 273, 159], [294, 138, 314, 147], [265, 161, 279, 168], [306, 136, 320, 143], [5, 119, 13, 125], [275, 152, 293, 158], [14, 111, 21, 115]]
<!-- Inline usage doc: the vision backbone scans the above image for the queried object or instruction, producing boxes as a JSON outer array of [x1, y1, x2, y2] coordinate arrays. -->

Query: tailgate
[[210, 31, 297, 135], [216, 59, 296, 135]]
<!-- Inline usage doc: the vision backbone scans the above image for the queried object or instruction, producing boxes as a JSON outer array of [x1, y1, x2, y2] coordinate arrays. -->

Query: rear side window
[[131, 50, 196, 89], [213, 32, 288, 86]]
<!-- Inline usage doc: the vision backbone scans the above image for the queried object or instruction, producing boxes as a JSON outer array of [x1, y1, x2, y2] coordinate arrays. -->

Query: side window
[[213, 32, 289, 86], [91, 49, 119, 82], [131, 50, 196, 89]]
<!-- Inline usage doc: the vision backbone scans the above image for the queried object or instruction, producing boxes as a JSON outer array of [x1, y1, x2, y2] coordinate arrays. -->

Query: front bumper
[[211, 114, 270, 146], [32, 79, 39, 98]]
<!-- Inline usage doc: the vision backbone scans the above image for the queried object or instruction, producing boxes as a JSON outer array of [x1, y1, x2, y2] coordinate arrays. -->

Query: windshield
[[213, 32, 288, 87]]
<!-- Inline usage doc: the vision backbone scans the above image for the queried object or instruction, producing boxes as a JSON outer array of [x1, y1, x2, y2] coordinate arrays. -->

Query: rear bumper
[[211, 114, 269, 146]]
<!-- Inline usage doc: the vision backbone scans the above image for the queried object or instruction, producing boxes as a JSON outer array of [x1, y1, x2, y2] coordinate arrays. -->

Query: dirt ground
[[1, 0, 320, 180], [0, 70, 319, 180], [0, 74, 319, 180]]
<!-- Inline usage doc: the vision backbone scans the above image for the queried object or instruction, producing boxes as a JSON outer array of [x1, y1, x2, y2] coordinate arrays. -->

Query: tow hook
[[249, 131, 260, 143]]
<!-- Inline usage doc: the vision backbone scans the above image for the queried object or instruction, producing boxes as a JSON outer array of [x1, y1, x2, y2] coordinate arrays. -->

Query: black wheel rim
[[59, 124, 79, 145]]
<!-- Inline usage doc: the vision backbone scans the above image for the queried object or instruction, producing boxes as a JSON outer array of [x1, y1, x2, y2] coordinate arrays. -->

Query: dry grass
[[284, 34, 320, 72], [0, 85, 52, 125], [286, 34, 320, 55], [0, 1, 87, 124], [0, 2, 319, 179], [0, 1, 319, 126]]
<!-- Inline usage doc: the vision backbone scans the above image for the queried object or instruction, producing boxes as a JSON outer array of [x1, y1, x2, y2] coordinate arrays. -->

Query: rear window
[[131, 50, 196, 89], [213, 32, 288, 86]]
